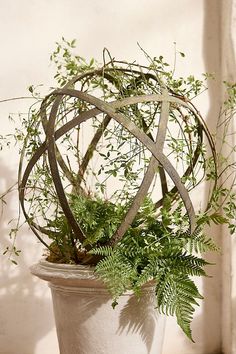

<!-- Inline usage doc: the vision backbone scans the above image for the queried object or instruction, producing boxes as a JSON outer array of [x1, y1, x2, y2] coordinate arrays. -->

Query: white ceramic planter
[[31, 260, 165, 354]]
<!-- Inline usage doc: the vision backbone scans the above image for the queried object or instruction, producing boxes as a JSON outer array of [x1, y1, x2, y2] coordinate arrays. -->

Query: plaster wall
[[221, 1, 236, 353], [0, 1, 232, 353]]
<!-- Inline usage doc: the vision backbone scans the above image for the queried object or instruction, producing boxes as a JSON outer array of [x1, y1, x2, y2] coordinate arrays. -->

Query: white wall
[[221, 1, 236, 353], [0, 1, 229, 353]]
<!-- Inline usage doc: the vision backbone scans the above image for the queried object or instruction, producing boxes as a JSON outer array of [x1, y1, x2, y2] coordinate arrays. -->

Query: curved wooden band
[[20, 88, 204, 247]]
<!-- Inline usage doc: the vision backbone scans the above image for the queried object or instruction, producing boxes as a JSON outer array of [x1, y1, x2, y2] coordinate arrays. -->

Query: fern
[[186, 232, 219, 253], [134, 257, 160, 288], [70, 194, 126, 245], [181, 226, 219, 253], [93, 235, 208, 342], [95, 251, 137, 299], [156, 273, 203, 341], [89, 245, 114, 257], [162, 253, 209, 277], [46, 194, 215, 340]]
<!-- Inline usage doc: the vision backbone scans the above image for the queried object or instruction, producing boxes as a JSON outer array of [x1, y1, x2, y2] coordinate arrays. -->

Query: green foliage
[[47, 194, 126, 247], [92, 226, 209, 340], [184, 228, 219, 254], [50, 38, 96, 86], [78, 195, 213, 340], [1, 38, 236, 341], [156, 273, 202, 340], [47, 193, 215, 339]]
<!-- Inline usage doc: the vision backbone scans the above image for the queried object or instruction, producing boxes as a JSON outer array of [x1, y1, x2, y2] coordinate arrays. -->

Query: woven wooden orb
[[19, 64, 215, 250]]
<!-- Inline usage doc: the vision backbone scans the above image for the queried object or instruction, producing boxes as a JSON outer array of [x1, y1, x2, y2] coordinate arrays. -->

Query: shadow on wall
[[169, 2, 226, 353], [180, 293, 225, 354], [118, 292, 163, 353], [0, 159, 55, 354], [202, 1, 224, 353]]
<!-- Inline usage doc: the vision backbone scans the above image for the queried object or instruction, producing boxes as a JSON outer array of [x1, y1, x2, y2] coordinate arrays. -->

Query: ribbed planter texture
[[31, 260, 166, 354]]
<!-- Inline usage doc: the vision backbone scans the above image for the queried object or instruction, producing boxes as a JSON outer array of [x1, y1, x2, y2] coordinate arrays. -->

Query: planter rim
[[30, 259, 97, 282], [30, 259, 156, 291]]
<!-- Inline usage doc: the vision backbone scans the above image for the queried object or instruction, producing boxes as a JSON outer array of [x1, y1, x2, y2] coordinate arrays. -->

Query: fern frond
[[134, 257, 159, 288], [168, 253, 208, 277], [177, 225, 219, 254], [118, 241, 145, 258], [156, 273, 203, 341], [183, 227, 219, 253], [95, 253, 136, 298], [188, 234, 219, 253], [89, 245, 113, 257]]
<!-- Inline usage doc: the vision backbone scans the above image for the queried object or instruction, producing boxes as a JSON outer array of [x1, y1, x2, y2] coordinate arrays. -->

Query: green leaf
[[210, 213, 228, 225], [71, 39, 76, 47]]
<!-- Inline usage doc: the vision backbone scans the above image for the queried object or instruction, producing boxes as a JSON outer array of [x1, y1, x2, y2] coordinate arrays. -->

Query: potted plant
[[1, 39, 236, 353]]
